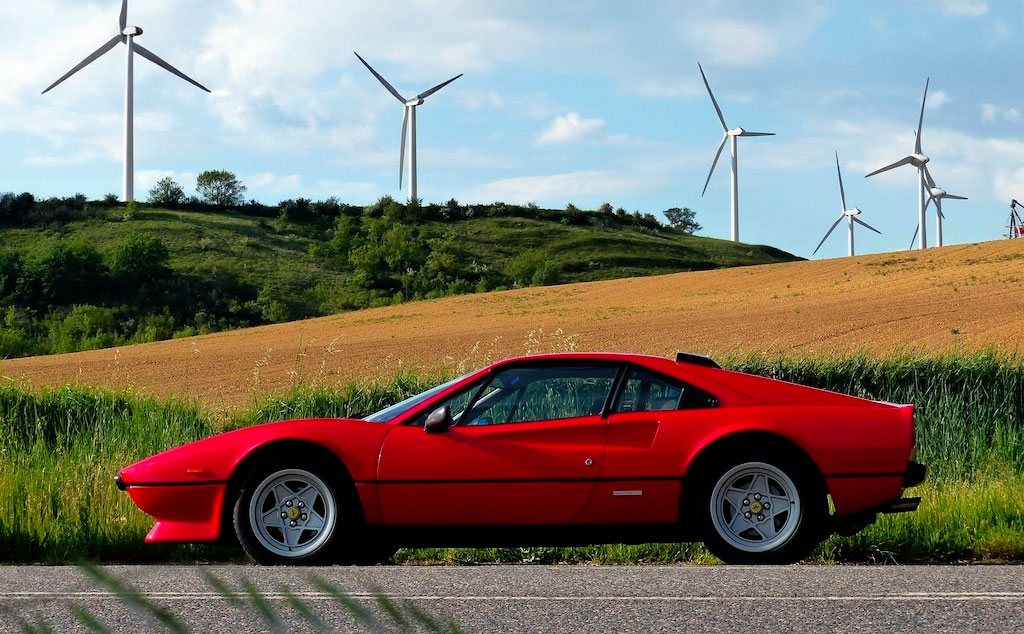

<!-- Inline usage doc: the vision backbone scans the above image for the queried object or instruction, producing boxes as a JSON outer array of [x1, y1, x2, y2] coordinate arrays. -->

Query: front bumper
[[120, 481, 227, 543]]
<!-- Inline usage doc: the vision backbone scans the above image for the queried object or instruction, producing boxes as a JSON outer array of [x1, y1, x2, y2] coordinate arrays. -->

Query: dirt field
[[2, 240, 1022, 409]]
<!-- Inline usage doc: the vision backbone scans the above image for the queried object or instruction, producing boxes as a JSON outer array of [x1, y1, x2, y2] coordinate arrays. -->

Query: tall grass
[[0, 384, 222, 562], [1, 351, 1022, 563], [229, 370, 443, 430]]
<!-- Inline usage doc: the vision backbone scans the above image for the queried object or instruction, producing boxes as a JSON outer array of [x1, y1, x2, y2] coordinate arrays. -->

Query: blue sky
[[1, 0, 1021, 259]]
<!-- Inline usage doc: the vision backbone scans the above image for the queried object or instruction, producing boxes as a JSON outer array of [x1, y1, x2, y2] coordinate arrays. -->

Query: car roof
[[497, 352, 673, 365]]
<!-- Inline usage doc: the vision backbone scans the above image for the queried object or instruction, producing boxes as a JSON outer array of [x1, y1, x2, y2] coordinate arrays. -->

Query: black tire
[[694, 447, 826, 564], [233, 456, 349, 565]]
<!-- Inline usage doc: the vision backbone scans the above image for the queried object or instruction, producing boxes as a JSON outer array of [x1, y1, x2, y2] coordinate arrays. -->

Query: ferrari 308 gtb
[[116, 352, 925, 564]]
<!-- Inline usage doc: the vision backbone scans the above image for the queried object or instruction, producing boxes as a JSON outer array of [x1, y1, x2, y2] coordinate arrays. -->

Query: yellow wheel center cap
[[749, 501, 763, 514], [287, 507, 300, 520]]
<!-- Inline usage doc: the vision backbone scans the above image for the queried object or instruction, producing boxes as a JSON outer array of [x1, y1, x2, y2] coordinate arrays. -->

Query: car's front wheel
[[697, 453, 826, 564], [233, 459, 342, 565]]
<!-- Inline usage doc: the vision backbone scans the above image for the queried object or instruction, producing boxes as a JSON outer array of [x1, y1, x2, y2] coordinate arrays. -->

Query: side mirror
[[424, 405, 453, 434]]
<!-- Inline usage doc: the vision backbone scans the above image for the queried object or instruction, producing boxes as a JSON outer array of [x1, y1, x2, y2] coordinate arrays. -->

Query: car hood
[[118, 417, 389, 486]]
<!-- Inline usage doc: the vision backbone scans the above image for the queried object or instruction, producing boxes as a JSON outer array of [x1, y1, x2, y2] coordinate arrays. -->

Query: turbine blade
[[119, 0, 128, 32], [353, 51, 406, 103], [922, 163, 936, 189], [813, 215, 845, 255], [697, 63, 728, 131], [909, 225, 919, 250], [417, 73, 462, 100], [133, 43, 210, 92], [865, 155, 914, 178], [944, 194, 968, 201], [41, 35, 122, 94], [738, 131, 775, 136], [399, 106, 408, 188], [835, 151, 847, 211], [702, 134, 728, 196], [853, 216, 882, 234], [915, 77, 929, 154]]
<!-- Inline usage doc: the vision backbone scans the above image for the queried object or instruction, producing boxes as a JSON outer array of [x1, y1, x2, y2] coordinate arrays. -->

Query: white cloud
[[24, 148, 107, 167], [419, 147, 512, 170], [937, 0, 989, 16], [463, 169, 653, 204], [633, 78, 702, 99], [457, 90, 505, 110], [536, 112, 606, 146], [980, 103, 1020, 122], [819, 89, 865, 106], [248, 172, 303, 191], [685, 19, 782, 67], [926, 91, 951, 109], [993, 168, 1024, 204]]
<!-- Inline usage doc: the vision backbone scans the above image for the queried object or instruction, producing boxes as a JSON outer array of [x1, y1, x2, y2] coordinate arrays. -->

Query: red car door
[[576, 365, 720, 525], [376, 364, 619, 525]]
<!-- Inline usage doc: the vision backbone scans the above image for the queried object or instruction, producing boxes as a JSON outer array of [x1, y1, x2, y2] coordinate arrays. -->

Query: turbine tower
[[698, 63, 775, 242], [865, 78, 931, 249], [813, 152, 881, 257], [910, 165, 968, 248], [42, 0, 210, 202], [354, 52, 462, 203]]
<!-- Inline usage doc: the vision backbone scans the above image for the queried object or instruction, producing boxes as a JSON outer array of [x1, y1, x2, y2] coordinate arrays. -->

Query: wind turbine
[[354, 52, 462, 203], [813, 152, 881, 257], [42, 0, 210, 202], [909, 165, 968, 248], [865, 78, 931, 249], [698, 63, 775, 242]]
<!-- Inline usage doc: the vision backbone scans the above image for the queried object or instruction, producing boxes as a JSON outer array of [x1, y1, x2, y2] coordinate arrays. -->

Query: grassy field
[[2, 353, 1021, 564], [3, 238, 1021, 408]]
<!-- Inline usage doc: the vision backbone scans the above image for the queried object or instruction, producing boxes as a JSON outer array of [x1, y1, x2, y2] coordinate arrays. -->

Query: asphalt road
[[2, 565, 1023, 633]]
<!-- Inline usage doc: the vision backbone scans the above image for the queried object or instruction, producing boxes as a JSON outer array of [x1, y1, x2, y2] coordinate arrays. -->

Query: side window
[[462, 365, 619, 426], [405, 378, 485, 427], [615, 367, 682, 413], [614, 367, 718, 413]]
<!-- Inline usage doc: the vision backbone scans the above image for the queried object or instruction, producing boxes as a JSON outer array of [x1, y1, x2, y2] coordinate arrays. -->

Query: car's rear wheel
[[234, 458, 344, 565], [697, 452, 826, 564]]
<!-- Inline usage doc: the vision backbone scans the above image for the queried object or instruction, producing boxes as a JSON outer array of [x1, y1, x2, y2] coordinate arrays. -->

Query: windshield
[[363, 372, 473, 423]]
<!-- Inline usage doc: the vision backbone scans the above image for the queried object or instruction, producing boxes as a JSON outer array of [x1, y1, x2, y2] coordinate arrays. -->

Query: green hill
[[0, 195, 797, 358]]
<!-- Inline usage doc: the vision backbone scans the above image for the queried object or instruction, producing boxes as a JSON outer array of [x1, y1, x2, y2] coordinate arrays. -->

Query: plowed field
[[3, 240, 1022, 409]]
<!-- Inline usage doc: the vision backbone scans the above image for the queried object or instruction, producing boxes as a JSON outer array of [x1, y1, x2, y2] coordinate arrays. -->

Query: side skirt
[[370, 523, 694, 548]]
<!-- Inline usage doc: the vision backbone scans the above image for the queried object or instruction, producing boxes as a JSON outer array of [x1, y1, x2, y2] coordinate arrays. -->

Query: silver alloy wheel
[[709, 461, 801, 553], [249, 468, 337, 558]]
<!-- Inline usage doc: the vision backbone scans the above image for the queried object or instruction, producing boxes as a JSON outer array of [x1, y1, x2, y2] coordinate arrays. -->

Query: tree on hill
[[196, 170, 246, 206], [109, 233, 171, 288], [664, 207, 701, 234], [148, 177, 186, 206]]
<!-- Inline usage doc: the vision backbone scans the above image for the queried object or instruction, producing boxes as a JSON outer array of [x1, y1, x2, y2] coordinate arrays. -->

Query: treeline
[[0, 233, 262, 357], [298, 196, 700, 309], [0, 189, 702, 358]]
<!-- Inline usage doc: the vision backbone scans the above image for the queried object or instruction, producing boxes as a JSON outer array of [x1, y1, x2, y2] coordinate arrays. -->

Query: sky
[[0, 0, 1022, 259]]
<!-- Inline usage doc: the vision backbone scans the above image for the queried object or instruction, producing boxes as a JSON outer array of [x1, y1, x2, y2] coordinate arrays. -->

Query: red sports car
[[116, 352, 925, 564]]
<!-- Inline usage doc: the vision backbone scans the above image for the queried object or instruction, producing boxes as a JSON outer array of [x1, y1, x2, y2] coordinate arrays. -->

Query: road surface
[[2, 564, 1023, 633]]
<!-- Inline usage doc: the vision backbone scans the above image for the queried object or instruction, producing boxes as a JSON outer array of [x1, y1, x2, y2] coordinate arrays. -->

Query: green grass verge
[[1, 352, 1022, 563]]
